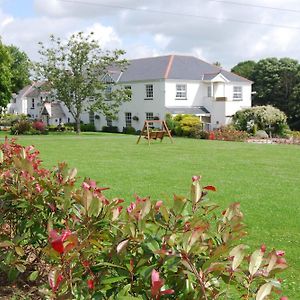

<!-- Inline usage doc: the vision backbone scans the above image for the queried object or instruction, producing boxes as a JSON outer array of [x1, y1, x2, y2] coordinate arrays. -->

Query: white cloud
[[2, 0, 300, 68]]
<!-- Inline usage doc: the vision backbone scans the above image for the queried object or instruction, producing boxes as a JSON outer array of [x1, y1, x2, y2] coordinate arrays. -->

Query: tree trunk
[[76, 116, 81, 134]]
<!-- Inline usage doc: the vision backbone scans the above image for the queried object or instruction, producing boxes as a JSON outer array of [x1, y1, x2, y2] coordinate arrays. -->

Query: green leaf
[[8, 268, 20, 282], [0, 241, 14, 248], [28, 270, 39, 281], [88, 196, 101, 217], [249, 249, 264, 276], [146, 239, 160, 253], [0, 150, 3, 163], [15, 263, 26, 273], [15, 246, 25, 256], [229, 244, 248, 271], [101, 276, 127, 284], [160, 205, 169, 222], [256, 282, 273, 300], [173, 194, 187, 214]]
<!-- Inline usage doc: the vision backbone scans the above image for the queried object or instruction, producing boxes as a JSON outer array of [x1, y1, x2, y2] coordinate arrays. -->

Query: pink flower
[[82, 182, 90, 190], [151, 269, 174, 300], [280, 297, 288, 300]]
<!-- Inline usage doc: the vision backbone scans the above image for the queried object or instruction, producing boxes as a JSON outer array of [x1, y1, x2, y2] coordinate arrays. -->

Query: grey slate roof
[[51, 102, 66, 119], [115, 55, 251, 83], [26, 82, 50, 97], [166, 106, 210, 115]]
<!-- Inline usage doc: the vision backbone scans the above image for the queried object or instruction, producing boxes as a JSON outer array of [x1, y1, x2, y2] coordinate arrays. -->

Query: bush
[[10, 119, 32, 134], [214, 126, 249, 142], [122, 126, 136, 134], [80, 123, 96, 132], [32, 120, 46, 133], [0, 114, 27, 126], [190, 124, 209, 139], [232, 105, 288, 137], [0, 139, 288, 299], [168, 114, 202, 137], [102, 126, 119, 133]]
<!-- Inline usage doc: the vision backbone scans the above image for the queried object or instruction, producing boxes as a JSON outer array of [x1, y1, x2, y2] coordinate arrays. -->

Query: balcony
[[215, 97, 227, 101]]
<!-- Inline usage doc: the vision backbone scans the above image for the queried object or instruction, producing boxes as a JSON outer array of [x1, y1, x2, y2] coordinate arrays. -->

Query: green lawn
[[1, 132, 300, 298]]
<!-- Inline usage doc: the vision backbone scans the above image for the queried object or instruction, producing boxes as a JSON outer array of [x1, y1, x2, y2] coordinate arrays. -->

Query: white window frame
[[233, 86, 243, 100], [145, 84, 153, 99], [176, 84, 187, 99], [125, 112, 132, 127]]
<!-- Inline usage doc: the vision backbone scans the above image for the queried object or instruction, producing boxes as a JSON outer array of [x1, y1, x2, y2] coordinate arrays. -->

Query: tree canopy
[[0, 40, 12, 107], [0, 38, 31, 108], [35, 32, 131, 133], [232, 57, 300, 129], [7, 45, 31, 93]]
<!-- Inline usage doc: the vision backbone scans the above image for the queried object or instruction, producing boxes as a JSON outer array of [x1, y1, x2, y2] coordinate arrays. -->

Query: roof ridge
[[164, 55, 174, 79]]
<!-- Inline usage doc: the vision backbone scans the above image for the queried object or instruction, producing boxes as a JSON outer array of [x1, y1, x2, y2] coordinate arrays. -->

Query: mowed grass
[[2, 132, 300, 298]]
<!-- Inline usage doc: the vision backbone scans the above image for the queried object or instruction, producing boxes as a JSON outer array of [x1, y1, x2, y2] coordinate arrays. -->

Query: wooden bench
[[144, 131, 165, 140]]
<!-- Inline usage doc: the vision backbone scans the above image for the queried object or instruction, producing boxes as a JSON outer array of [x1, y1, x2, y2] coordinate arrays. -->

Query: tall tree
[[35, 32, 131, 133], [251, 57, 300, 127], [231, 60, 256, 80], [0, 40, 12, 107], [7, 45, 31, 93]]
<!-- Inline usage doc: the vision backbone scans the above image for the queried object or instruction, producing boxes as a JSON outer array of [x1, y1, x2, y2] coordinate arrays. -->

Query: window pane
[[176, 84, 186, 98], [146, 84, 153, 98], [125, 112, 132, 127]]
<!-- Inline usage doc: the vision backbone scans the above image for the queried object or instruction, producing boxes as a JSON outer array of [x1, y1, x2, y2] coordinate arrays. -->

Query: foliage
[[0, 40, 12, 107], [80, 123, 96, 132], [32, 120, 47, 133], [0, 140, 289, 299], [102, 126, 119, 133], [232, 105, 288, 137], [213, 126, 249, 142], [167, 114, 202, 137], [0, 113, 27, 126], [190, 124, 209, 139], [231, 60, 256, 81], [10, 119, 32, 134], [123, 126, 136, 134], [6, 45, 31, 94], [34, 32, 131, 133]]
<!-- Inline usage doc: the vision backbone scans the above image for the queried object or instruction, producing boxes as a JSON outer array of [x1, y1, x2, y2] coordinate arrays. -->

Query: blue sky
[[1, 0, 300, 69]]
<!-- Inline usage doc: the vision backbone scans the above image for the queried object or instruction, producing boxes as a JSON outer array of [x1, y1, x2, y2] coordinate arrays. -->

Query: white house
[[7, 55, 252, 131]]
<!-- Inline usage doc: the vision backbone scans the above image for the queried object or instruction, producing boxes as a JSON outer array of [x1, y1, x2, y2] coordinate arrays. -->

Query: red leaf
[[203, 185, 216, 191]]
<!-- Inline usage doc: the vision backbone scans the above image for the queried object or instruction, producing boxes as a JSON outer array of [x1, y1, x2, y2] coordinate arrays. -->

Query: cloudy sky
[[0, 0, 300, 69]]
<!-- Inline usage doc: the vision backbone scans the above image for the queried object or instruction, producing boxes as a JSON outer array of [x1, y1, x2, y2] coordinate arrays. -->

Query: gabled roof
[[26, 82, 50, 97], [114, 55, 252, 83]]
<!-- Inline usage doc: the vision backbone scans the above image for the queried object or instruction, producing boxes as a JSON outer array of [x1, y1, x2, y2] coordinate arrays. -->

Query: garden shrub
[[0, 114, 27, 127], [190, 124, 209, 139], [232, 105, 288, 137], [80, 123, 96, 132], [214, 126, 249, 142], [123, 126, 136, 135], [10, 119, 32, 134], [168, 114, 202, 137], [32, 120, 47, 133], [0, 139, 289, 299], [102, 126, 119, 133]]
